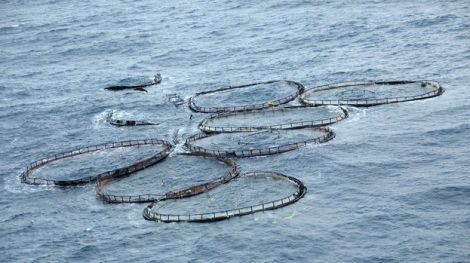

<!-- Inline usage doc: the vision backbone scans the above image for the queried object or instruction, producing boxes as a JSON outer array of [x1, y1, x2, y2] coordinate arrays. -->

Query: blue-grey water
[[1, 0, 469, 262]]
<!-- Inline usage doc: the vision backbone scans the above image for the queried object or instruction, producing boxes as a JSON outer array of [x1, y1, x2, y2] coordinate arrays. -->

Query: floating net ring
[[143, 172, 307, 223], [199, 106, 348, 133], [21, 139, 173, 186], [300, 80, 444, 107], [110, 119, 156, 126], [185, 127, 335, 158], [95, 154, 240, 203], [188, 80, 305, 113]]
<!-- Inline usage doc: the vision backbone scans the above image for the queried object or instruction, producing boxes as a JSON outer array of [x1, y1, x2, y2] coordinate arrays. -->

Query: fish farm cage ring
[[110, 119, 156, 126], [21, 139, 172, 186], [300, 80, 444, 107], [189, 80, 305, 113], [143, 172, 307, 223], [95, 154, 240, 203], [96, 154, 239, 203], [21, 139, 173, 186], [185, 127, 335, 158], [199, 106, 348, 133], [143, 172, 306, 223]]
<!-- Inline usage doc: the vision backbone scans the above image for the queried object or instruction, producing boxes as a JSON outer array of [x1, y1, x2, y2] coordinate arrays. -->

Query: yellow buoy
[[267, 100, 274, 107]]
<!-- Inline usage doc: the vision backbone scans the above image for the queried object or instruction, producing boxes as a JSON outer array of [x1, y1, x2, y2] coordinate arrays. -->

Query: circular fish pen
[[199, 106, 348, 133], [300, 80, 444, 107], [96, 154, 239, 203], [143, 172, 307, 223], [189, 80, 304, 113], [185, 127, 335, 158], [21, 139, 172, 186]]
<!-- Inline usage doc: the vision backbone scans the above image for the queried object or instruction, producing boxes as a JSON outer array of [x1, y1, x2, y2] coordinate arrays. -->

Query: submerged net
[[199, 106, 348, 133], [96, 154, 239, 203], [143, 172, 306, 223], [189, 80, 304, 113], [300, 80, 444, 107], [185, 127, 335, 158], [21, 139, 172, 186]]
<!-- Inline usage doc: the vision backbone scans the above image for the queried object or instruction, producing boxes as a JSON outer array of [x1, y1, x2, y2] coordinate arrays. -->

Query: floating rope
[[143, 172, 306, 223], [21, 139, 172, 186]]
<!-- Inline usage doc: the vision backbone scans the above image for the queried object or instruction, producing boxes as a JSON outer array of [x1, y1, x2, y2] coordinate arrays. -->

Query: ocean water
[[1, 0, 469, 262]]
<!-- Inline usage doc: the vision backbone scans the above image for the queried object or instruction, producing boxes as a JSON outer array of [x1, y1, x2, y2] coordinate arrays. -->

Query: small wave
[[344, 107, 368, 123], [403, 186, 470, 206], [1, 211, 33, 224], [0, 24, 21, 30], [426, 104, 470, 117], [3, 173, 54, 194], [92, 109, 115, 125], [78, 244, 99, 253], [169, 144, 188, 156], [423, 123, 470, 137], [169, 128, 187, 155], [226, 4, 242, 10], [407, 14, 459, 28], [64, 244, 100, 262], [268, 0, 315, 9], [47, 27, 69, 34]]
